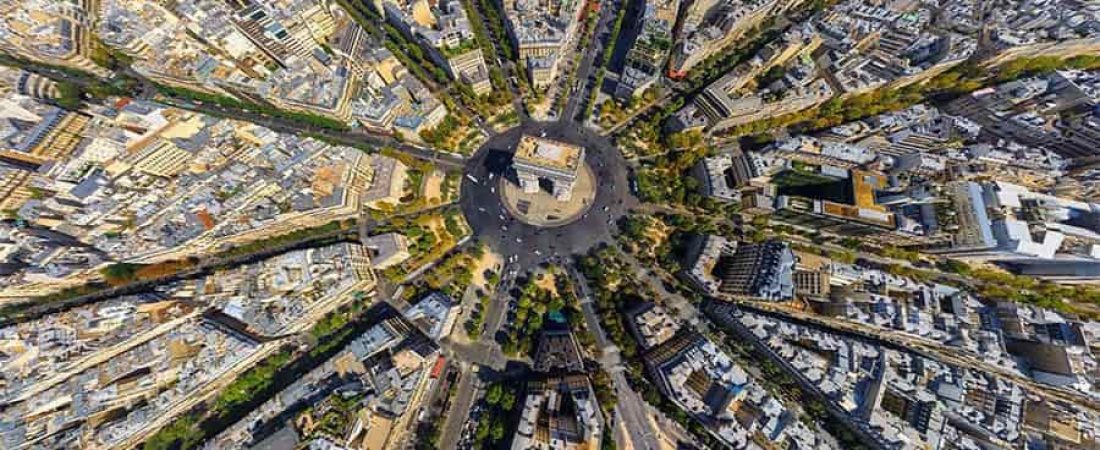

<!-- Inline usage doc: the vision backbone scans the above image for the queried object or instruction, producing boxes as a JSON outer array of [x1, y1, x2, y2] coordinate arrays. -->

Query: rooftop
[[515, 135, 584, 172]]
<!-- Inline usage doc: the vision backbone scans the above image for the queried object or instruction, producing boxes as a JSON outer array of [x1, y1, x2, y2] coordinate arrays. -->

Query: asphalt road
[[459, 120, 638, 269], [159, 97, 467, 169], [438, 362, 480, 450], [563, 0, 619, 123], [612, 370, 664, 450], [11, 62, 468, 170]]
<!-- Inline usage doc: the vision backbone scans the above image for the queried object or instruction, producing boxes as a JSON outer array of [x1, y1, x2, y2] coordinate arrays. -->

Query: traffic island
[[500, 162, 596, 227]]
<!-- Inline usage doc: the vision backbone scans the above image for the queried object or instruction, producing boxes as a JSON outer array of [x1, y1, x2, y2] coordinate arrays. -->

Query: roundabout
[[459, 119, 638, 269]]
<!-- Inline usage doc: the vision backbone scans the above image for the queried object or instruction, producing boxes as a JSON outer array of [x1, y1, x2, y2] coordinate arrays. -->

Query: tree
[[486, 384, 504, 405], [475, 419, 491, 441], [490, 420, 505, 441], [55, 82, 83, 110], [501, 390, 516, 411]]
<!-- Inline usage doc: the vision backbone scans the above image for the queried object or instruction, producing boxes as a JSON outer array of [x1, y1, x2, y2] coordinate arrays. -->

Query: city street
[[562, 0, 620, 123]]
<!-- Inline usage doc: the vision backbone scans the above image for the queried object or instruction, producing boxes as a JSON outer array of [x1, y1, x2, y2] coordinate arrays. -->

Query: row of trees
[[100, 259, 196, 286], [586, 238, 876, 448], [470, 382, 520, 448], [944, 263, 1100, 317], [682, 23, 780, 90], [500, 275, 561, 356], [376, 208, 469, 283], [724, 54, 1100, 139], [680, 0, 837, 89], [143, 299, 380, 450], [716, 332, 873, 450], [3, 220, 354, 323], [595, 87, 660, 128], [631, 124, 715, 207], [448, 1, 516, 124], [155, 84, 349, 131], [577, 246, 727, 448], [420, 242, 484, 299], [581, 0, 630, 122], [419, 114, 467, 151], [474, 0, 515, 62]]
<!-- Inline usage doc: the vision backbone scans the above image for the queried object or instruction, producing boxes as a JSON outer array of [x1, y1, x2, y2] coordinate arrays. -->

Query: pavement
[[566, 265, 698, 450], [611, 371, 663, 450], [435, 262, 518, 450], [438, 361, 480, 450], [499, 162, 596, 227]]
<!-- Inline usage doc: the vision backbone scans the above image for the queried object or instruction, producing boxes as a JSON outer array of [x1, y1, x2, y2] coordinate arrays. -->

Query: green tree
[[501, 390, 516, 411], [490, 420, 506, 441], [485, 384, 504, 405]]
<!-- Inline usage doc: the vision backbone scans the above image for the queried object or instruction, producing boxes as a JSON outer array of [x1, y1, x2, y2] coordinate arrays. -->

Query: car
[[602, 206, 610, 212], [516, 237, 522, 243]]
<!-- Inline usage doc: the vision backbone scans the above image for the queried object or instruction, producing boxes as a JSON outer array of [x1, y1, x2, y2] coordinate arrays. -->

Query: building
[[614, 0, 681, 99], [693, 152, 755, 202], [715, 240, 795, 300], [363, 154, 409, 208], [504, 0, 586, 90], [793, 269, 831, 299], [381, 0, 492, 95], [773, 169, 917, 244], [533, 328, 585, 373], [931, 181, 1100, 280], [511, 375, 603, 450], [879, 388, 946, 444], [626, 302, 679, 349], [447, 48, 492, 96], [513, 135, 585, 201], [668, 0, 802, 77], [680, 234, 737, 295], [403, 291, 460, 339], [363, 232, 411, 269]]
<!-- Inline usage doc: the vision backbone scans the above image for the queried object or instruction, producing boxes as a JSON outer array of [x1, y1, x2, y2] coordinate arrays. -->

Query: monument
[[513, 135, 585, 201]]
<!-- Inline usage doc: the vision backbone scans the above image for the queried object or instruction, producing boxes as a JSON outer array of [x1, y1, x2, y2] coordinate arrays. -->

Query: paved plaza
[[500, 162, 596, 227]]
